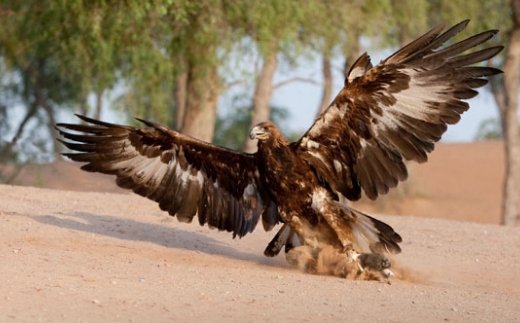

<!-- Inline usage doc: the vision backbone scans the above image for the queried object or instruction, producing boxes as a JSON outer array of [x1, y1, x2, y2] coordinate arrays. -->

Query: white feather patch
[[348, 66, 367, 83], [307, 150, 326, 164], [333, 159, 342, 173], [311, 188, 328, 213], [306, 140, 320, 149]]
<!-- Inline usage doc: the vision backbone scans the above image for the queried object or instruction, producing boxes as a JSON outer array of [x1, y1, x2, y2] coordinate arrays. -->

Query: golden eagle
[[56, 21, 502, 279]]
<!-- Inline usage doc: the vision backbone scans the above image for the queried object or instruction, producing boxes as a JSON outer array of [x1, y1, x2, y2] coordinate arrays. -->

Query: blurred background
[[0, 0, 518, 225]]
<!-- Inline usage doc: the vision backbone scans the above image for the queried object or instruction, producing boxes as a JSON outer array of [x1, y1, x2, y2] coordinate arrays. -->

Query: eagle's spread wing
[[294, 20, 503, 201], [56, 115, 279, 238]]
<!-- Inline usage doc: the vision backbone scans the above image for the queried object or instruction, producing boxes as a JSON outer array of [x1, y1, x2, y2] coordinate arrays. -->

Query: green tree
[[214, 101, 300, 150], [310, 0, 428, 116], [0, 1, 174, 156], [489, 0, 520, 226], [237, 0, 307, 152], [429, 0, 517, 225], [475, 118, 504, 141]]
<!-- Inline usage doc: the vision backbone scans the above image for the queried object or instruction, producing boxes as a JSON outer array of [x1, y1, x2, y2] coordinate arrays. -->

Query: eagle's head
[[249, 121, 276, 141], [249, 121, 288, 147]]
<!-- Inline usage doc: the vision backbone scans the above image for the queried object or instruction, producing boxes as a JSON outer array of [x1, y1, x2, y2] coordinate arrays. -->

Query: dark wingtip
[[135, 117, 157, 127], [460, 19, 470, 27], [74, 114, 92, 122], [135, 117, 170, 132], [74, 114, 119, 127]]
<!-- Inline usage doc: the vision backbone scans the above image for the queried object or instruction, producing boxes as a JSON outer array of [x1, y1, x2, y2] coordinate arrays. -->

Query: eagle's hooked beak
[[249, 125, 264, 140]]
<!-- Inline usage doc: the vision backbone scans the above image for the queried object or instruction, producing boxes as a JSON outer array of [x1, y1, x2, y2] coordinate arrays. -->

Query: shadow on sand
[[28, 210, 284, 267]]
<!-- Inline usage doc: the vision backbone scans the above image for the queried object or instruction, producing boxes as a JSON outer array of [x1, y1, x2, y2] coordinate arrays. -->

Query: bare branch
[[273, 77, 321, 90], [222, 79, 244, 91]]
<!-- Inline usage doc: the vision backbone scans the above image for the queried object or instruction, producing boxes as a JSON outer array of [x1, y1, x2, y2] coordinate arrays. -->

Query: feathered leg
[[310, 188, 400, 277]]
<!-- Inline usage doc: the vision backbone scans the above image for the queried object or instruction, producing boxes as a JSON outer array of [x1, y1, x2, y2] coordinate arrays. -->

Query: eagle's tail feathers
[[345, 207, 402, 254]]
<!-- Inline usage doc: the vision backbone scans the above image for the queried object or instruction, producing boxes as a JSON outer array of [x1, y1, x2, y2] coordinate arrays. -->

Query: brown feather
[[296, 20, 502, 200], [57, 21, 503, 271], [56, 115, 280, 238]]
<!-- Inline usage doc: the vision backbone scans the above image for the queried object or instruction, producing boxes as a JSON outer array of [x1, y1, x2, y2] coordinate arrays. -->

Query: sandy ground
[[1, 140, 520, 322]]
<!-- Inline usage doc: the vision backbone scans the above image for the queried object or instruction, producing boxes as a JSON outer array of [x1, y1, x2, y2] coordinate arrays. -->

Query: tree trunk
[[79, 89, 88, 116], [94, 88, 104, 120], [174, 69, 188, 131], [180, 64, 221, 142], [41, 101, 61, 160], [34, 78, 61, 160], [499, 0, 520, 226], [0, 102, 38, 161], [316, 50, 333, 115], [243, 46, 278, 153]]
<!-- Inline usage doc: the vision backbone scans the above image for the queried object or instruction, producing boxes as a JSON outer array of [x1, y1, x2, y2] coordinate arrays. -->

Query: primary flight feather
[[57, 20, 503, 278]]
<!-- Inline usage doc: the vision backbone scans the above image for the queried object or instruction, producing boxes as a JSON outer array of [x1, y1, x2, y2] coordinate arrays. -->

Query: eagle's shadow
[[32, 211, 284, 267]]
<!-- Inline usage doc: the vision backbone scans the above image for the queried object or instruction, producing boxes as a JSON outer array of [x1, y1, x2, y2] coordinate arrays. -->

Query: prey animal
[[56, 20, 503, 279]]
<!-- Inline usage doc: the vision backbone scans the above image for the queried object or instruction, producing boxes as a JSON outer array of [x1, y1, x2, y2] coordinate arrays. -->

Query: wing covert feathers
[[297, 20, 503, 201], [56, 115, 279, 238]]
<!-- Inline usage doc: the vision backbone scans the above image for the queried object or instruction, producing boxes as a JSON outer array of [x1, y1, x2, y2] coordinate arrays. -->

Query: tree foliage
[[475, 118, 505, 141], [0, 0, 513, 165], [0, 1, 175, 159], [214, 94, 301, 151], [1, 0, 516, 226]]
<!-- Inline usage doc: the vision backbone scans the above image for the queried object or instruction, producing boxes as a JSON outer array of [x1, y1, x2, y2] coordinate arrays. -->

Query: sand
[[1, 140, 519, 322]]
